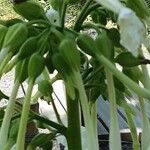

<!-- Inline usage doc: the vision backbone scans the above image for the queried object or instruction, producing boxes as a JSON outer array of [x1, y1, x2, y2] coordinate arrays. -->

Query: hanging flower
[[94, 0, 147, 56], [118, 8, 146, 56]]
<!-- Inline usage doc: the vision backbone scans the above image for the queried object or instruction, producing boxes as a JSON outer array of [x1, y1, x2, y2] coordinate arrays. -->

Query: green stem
[[48, 96, 63, 125], [138, 96, 150, 150], [0, 47, 9, 64], [13, 101, 67, 135], [81, 23, 108, 33], [66, 94, 82, 150], [74, 0, 93, 31], [16, 78, 34, 150], [0, 52, 13, 75], [125, 109, 140, 150], [74, 70, 99, 150], [97, 55, 150, 99], [3, 139, 15, 150], [60, 2, 67, 29], [3, 55, 18, 74], [105, 68, 121, 150], [90, 102, 98, 146], [0, 80, 20, 149], [32, 112, 67, 135]]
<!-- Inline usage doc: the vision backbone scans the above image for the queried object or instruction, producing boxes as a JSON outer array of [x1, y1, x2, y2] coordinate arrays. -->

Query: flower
[[118, 8, 146, 56], [95, 0, 147, 56], [46, 7, 60, 26]]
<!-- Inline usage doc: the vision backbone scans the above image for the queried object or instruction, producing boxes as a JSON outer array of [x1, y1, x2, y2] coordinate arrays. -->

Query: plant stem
[[74, 70, 99, 150], [138, 96, 150, 150], [139, 48, 150, 150], [14, 101, 67, 135], [66, 94, 82, 150], [105, 68, 121, 150], [0, 47, 9, 64], [90, 102, 98, 147], [74, 0, 93, 31], [16, 78, 34, 150], [125, 109, 140, 150], [3, 139, 15, 150], [0, 80, 20, 149], [47, 96, 63, 125], [96, 55, 150, 99], [0, 52, 13, 75], [3, 55, 18, 74], [60, 2, 67, 29]]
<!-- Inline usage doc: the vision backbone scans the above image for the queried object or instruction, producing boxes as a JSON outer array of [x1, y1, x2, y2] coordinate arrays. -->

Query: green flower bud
[[18, 36, 37, 60], [2, 23, 28, 52], [15, 58, 29, 83], [52, 53, 72, 80], [59, 39, 80, 71], [38, 80, 53, 97], [28, 53, 45, 80], [13, 0, 46, 20], [95, 31, 114, 60], [77, 34, 97, 57]]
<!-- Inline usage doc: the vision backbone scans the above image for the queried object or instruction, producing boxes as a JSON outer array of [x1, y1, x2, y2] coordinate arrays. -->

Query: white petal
[[118, 8, 146, 56], [94, 0, 123, 13], [46, 8, 60, 26]]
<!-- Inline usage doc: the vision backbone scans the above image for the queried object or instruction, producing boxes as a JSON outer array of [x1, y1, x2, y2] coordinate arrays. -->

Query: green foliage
[[13, 0, 46, 20], [2, 23, 28, 51], [0, 0, 150, 149]]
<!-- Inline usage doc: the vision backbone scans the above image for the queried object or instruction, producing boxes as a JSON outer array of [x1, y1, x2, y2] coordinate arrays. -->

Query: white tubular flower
[[46, 8, 60, 26], [118, 8, 146, 56], [95, 0, 147, 56]]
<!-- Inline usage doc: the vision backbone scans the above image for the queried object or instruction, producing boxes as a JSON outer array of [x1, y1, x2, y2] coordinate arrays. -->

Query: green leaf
[[115, 52, 141, 67], [2, 23, 28, 52]]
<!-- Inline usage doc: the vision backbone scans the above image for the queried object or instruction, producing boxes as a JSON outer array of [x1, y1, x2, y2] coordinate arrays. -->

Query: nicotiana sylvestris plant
[[0, 0, 150, 150]]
